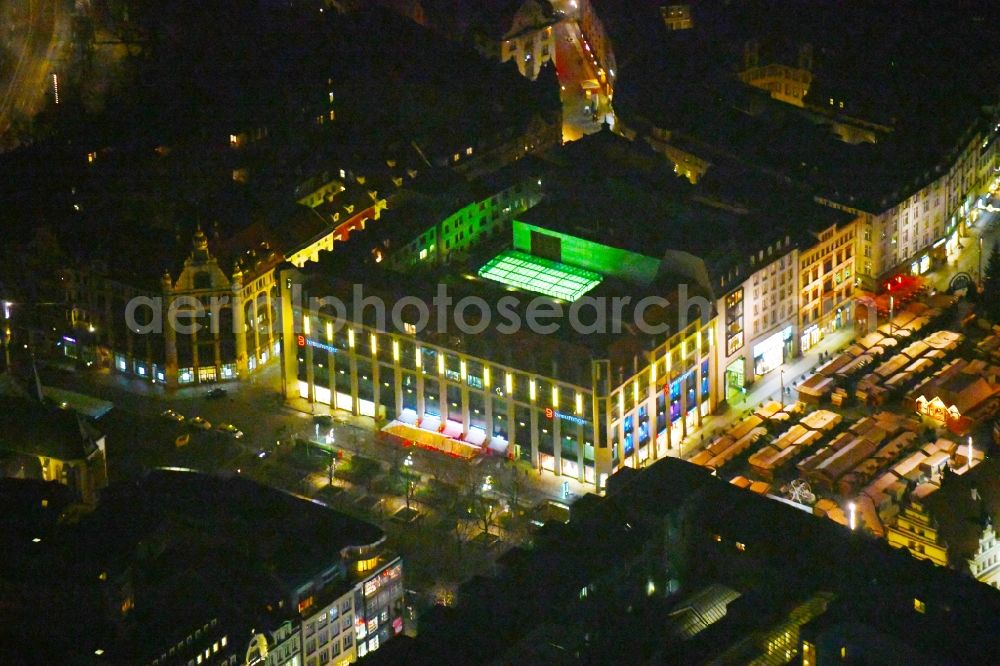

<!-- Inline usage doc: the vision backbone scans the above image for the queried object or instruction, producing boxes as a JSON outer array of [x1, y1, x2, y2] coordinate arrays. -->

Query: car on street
[[188, 416, 212, 430], [216, 423, 244, 439], [161, 409, 185, 422], [207, 387, 227, 399]]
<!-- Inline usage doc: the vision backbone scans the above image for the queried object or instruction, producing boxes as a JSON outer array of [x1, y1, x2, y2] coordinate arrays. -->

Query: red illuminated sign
[[545, 407, 554, 419], [297, 334, 305, 347]]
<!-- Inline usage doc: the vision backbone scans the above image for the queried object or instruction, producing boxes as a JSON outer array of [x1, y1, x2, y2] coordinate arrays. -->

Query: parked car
[[188, 416, 212, 430], [207, 387, 227, 399], [161, 409, 185, 422], [216, 423, 244, 439]]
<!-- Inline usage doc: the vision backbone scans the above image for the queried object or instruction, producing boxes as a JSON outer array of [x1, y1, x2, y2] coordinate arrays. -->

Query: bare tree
[[496, 458, 531, 513], [469, 494, 500, 538]]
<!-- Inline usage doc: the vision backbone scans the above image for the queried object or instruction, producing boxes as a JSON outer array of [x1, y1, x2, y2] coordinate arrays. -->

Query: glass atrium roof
[[478, 250, 603, 302]]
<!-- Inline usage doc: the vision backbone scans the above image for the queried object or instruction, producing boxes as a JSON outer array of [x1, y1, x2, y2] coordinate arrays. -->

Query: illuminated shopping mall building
[[280, 236, 715, 491], [280, 130, 858, 488]]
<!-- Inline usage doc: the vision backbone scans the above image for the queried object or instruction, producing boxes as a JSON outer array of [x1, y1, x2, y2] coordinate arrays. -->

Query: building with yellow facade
[[886, 500, 949, 567], [0, 395, 107, 504]]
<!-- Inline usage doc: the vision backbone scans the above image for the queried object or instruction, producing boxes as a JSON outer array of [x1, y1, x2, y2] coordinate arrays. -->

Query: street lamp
[[779, 369, 785, 406], [888, 295, 894, 336], [2, 301, 11, 371], [979, 236, 985, 290], [404, 453, 415, 508], [848, 502, 857, 531], [327, 435, 337, 486]]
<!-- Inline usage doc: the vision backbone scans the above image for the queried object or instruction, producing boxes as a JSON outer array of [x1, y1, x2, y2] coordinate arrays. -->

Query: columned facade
[[281, 270, 717, 491]]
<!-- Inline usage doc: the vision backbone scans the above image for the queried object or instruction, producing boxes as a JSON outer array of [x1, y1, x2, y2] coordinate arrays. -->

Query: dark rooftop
[[926, 456, 1000, 571], [520, 127, 853, 281], [0, 396, 102, 461], [81, 468, 385, 588], [407, 457, 1000, 663], [605, 0, 1000, 211]]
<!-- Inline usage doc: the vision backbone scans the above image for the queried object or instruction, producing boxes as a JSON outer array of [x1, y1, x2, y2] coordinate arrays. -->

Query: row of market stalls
[[688, 414, 769, 472], [797, 325, 964, 410], [689, 389, 985, 533], [858, 435, 982, 535], [747, 408, 842, 482], [974, 328, 1000, 363]]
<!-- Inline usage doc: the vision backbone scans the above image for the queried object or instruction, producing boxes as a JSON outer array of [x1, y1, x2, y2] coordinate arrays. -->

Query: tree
[[982, 241, 1000, 322], [462, 466, 501, 539], [386, 447, 420, 508], [496, 458, 531, 515], [404, 471, 418, 509], [468, 494, 500, 538], [343, 455, 382, 493]]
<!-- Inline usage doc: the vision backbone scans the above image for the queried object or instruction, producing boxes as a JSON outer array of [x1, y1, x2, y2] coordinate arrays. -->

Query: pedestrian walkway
[[680, 328, 856, 459], [285, 394, 590, 503], [923, 208, 998, 292]]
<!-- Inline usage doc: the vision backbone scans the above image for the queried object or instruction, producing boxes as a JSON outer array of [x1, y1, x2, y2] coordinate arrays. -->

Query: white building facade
[[715, 238, 799, 403], [969, 519, 1000, 590]]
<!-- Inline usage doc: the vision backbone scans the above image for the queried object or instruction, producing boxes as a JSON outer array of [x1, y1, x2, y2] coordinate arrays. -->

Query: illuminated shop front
[[910, 253, 932, 275], [753, 326, 793, 376], [610, 322, 715, 473], [286, 299, 717, 491], [800, 324, 821, 352], [290, 314, 602, 487], [725, 357, 745, 401]]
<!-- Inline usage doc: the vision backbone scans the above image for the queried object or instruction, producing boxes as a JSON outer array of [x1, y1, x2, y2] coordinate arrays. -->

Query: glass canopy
[[478, 250, 603, 302]]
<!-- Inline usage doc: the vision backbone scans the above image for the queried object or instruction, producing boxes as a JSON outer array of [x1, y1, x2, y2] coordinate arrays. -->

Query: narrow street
[[0, 0, 68, 145], [553, 18, 611, 142], [925, 198, 1000, 292]]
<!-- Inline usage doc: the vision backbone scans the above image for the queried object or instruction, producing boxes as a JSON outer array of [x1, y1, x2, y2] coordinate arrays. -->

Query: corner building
[[279, 265, 716, 493]]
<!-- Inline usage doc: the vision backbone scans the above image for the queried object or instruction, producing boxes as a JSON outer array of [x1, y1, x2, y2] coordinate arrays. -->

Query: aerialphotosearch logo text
[[124, 283, 713, 338]]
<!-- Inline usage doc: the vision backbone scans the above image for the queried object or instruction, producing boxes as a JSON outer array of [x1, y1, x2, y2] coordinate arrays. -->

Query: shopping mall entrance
[[753, 326, 793, 376], [725, 357, 745, 402]]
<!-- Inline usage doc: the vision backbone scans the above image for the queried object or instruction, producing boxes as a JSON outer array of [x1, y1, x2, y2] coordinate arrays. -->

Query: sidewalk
[[923, 207, 998, 292], [285, 395, 591, 504], [681, 328, 856, 459]]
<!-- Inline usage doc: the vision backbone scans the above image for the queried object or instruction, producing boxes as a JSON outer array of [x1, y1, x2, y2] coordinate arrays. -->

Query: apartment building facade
[[798, 221, 858, 352], [716, 237, 799, 401]]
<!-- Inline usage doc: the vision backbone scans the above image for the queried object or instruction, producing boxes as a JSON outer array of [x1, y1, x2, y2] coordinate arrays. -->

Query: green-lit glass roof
[[478, 250, 603, 302]]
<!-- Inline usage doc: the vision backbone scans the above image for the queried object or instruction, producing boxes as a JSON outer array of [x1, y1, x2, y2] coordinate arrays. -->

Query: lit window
[[713, 534, 722, 542], [914, 598, 926, 613], [735, 542, 746, 551]]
